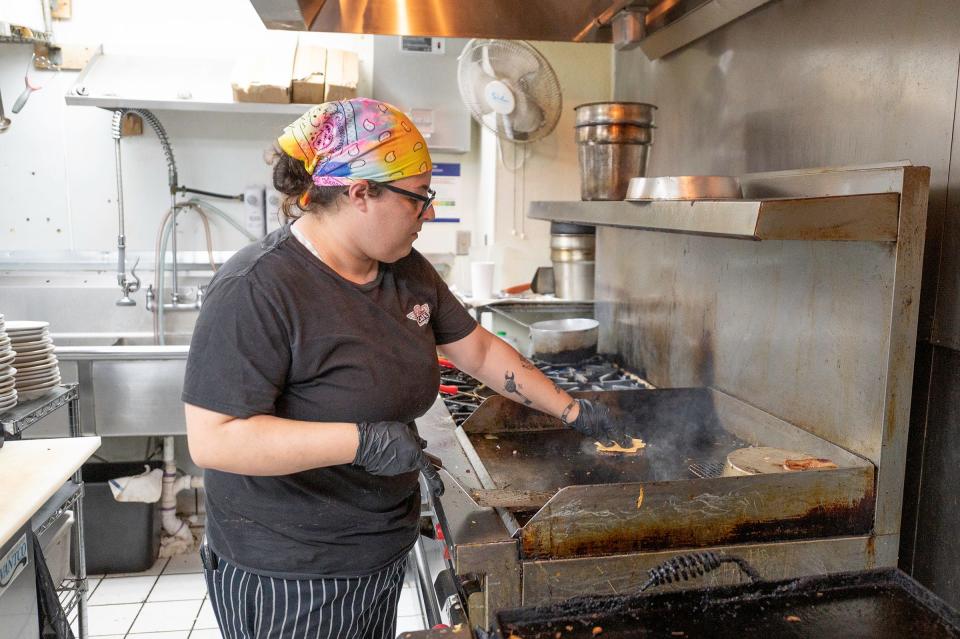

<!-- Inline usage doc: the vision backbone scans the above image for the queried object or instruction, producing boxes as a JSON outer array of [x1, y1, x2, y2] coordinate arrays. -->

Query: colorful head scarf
[[278, 98, 432, 199]]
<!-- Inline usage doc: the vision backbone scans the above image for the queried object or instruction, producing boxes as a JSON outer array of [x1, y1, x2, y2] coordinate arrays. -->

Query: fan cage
[[457, 39, 563, 143]]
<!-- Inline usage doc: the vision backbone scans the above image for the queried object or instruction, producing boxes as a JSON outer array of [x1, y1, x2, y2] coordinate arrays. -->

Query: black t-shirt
[[181, 224, 476, 578]]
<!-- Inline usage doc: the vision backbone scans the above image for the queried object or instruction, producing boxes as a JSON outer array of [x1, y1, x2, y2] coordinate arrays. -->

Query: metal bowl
[[626, 175, 743, 201], [574, 101, 657, 127]]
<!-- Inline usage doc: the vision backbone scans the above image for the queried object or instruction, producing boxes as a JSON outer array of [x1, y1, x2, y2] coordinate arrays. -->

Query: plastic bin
[[78, 462, 162, 574]]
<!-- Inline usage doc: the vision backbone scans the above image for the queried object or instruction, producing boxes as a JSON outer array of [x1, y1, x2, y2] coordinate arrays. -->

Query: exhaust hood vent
[[249, 0, 772, 58]]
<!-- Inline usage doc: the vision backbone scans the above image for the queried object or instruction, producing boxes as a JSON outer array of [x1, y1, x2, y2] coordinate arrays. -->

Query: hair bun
[[272, 150, 313, 196]]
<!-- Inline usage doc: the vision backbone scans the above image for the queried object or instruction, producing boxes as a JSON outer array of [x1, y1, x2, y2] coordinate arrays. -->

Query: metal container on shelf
[[575, 101, 656, 201], [550, 222, 595, 300], [626, 175, 743, 201], [575, 101, 657, 127]]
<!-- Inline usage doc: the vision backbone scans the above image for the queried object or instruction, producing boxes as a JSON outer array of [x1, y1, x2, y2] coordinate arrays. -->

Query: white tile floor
[[71, 547, 431, 638]]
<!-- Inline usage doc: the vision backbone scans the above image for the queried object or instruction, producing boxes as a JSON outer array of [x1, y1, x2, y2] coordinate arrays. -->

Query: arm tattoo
[[560, 400, 577, 424], [503, 371, 533, 405], [520, 356, 536, 371]]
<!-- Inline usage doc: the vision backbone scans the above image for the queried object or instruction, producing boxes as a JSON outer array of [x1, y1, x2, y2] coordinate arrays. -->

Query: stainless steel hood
[[250, 0, 629, 42], [249, 0, 773, 58]]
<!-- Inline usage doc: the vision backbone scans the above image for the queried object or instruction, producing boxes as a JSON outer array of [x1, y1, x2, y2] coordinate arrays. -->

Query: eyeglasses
[[375, 181, 436, 219]]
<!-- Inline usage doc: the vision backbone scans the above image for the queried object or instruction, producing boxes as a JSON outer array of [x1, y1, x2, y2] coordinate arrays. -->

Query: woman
[[182, 97, 628, 639]]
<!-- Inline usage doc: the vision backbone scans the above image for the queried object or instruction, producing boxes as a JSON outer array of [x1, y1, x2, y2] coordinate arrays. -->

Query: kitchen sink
[[113, 335, 192, 346], [52, 333, 192, 437], [53, 333, 193, 347]]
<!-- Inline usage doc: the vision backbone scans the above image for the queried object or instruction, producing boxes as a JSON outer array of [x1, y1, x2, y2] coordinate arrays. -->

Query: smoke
[[602, 388, 734, 481]]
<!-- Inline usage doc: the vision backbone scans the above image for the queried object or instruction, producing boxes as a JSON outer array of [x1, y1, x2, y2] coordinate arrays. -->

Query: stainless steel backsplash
[[608, 0, 960, 607]]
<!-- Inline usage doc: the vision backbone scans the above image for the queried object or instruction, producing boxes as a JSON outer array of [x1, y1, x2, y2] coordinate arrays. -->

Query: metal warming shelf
[[529, 163, 919, 241], [528, 194, 900, 241]]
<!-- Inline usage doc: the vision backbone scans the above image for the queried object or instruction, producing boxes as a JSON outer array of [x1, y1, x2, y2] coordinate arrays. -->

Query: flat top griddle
[[462, 388, 751, 495], [467, 427, 747, 494], [456, 389, 875, 557], [496, 569, 960, 639]]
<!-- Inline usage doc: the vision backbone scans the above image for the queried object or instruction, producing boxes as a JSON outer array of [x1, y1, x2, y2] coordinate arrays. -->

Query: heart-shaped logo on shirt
[[406, 303, 431, 327]]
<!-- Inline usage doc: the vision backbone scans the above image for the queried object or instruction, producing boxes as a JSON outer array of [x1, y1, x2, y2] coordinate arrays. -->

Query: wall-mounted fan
[[457, 39, 562, 144]]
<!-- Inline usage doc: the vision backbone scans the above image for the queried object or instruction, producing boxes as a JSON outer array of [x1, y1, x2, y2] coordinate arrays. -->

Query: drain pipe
[[160, 436, 203, 555]]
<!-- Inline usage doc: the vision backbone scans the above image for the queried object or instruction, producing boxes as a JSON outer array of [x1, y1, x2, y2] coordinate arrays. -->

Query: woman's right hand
[[353, 421, 444, 497], [568, 399, 633, 447]]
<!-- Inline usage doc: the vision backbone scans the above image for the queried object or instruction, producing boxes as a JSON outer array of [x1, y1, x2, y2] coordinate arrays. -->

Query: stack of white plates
[[0, 314, 17, 413], [7, 320, 61, 402]]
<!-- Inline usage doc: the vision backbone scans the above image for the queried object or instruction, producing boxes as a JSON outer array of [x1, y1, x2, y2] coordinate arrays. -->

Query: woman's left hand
[[353, 421, 444, 497]]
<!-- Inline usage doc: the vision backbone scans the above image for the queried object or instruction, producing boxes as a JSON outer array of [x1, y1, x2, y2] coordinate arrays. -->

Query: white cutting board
[[0, 437, 101, 546]]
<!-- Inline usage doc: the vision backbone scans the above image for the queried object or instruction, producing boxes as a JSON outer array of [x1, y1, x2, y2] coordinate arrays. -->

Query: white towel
[[108, 466, 163, 503]]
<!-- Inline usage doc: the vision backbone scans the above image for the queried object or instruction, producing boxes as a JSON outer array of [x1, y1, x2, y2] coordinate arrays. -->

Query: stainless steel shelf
[[36, 480, 88, 618], [0, 384, 78, 436], [59, 580, 85, 617], [65, 48, 309, 116], [5, 380, 90, 637], [33, 481, 82, 538], [0, 32, 52, 44], [65, 93, 311, 115], [529, 193, 900, 241]]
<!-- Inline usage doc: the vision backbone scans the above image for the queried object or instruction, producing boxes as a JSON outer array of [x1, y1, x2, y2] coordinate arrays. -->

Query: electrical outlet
[[266, 189, 283, 232], [243, 186, 266, 238], [455, 230, 471, 255]]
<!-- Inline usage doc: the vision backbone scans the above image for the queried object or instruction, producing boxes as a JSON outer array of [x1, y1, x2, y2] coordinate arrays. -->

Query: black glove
[[567, 399, 632, 447], [353, 421, 444, 497]]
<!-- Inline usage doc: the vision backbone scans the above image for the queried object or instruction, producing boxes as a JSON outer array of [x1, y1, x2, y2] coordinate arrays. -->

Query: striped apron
[[203, 553, 408, 639]]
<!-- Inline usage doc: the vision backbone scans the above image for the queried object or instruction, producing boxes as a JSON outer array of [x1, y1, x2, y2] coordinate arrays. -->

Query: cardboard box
[[292, 38, 327, 105], [324, 49, 359, 102], [231, 32, 297, 104]]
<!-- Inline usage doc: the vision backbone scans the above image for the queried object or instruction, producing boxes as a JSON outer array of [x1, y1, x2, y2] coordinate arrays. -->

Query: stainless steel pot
[[574, 123, 654, 144], [574, 103, 656, 201], [550, 224, 595, 300], [574, 101, 657, 127], [577, 134, 651, 200], [529, 318, 599, 364]]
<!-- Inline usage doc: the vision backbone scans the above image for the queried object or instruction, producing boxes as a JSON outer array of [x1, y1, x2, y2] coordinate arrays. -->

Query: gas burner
[[439, 355, 652, 426], [536, 355, 653, 392]]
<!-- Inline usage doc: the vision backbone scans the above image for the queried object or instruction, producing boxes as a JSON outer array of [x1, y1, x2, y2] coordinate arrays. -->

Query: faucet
[[111, 108, 178, 308], [145, 282, 205, 313], [116, 256, 141, 306]]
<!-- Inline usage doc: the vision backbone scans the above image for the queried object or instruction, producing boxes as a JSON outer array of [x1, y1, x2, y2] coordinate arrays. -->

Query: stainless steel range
[[411, 164, 930, 636]]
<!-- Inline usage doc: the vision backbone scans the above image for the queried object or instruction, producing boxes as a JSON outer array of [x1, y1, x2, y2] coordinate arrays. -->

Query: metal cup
[[551, 232, 595, 300], [576, 126, 652, 200], [574, 101, 657, 127], [575, 116, 655, 201]]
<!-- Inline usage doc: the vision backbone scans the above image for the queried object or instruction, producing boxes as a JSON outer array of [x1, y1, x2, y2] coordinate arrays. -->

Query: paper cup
[[470, 261, 495, 299]]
